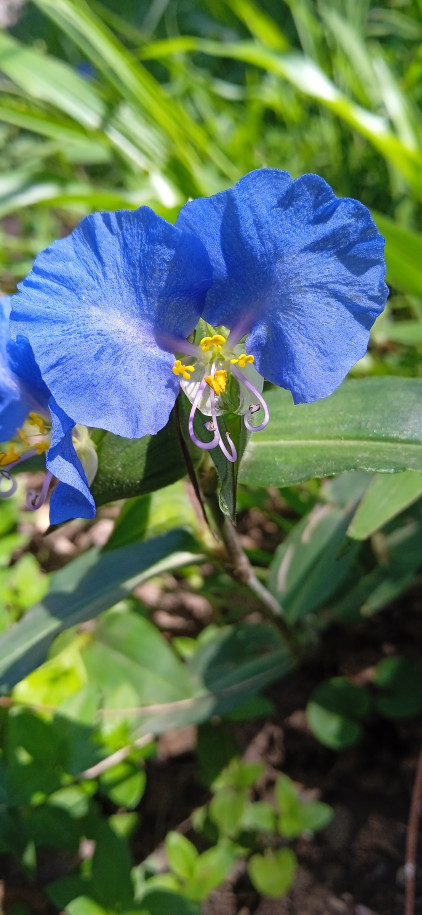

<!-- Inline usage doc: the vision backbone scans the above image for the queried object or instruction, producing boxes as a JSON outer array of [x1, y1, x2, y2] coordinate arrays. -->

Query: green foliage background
[[1, 1, 422, 912]]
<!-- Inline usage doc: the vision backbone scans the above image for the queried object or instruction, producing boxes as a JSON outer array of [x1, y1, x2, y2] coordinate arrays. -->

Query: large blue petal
[[11, 207, 212, 438], [177, 169, 388, 402], [0, 297, 45, 442], [47, 398, 95, 525]]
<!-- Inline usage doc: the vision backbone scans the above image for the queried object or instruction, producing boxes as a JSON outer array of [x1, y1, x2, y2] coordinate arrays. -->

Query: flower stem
[[205, 489, 298, 656]]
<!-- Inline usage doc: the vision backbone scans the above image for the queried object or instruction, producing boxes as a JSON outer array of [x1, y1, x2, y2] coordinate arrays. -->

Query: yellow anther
[[200, 334, 226, 353], [18, 427, 30, 446], [0, 444, 21, 466], [34, 441, 49, 455], [173, 359, 195, 380], [28, 412, 46, 434], [230, 353, 254, 368], [205, 370, 227, 396]]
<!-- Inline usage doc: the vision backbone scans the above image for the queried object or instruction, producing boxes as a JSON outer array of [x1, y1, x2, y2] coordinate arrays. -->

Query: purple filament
[[188, 377, 220, 451], [0, 471, 18, 498], [231, 366, 270, 432], [26, 471, 53, 511]]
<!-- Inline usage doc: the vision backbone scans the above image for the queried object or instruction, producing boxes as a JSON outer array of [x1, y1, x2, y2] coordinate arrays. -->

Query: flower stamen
[[230, 353, 254, 368], [173, 359, 195, 380], [204, 369, 227, 395], [200, 334, 226, 353]]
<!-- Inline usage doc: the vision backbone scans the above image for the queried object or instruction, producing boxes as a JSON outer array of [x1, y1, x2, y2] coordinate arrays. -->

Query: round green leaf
[[248, 848, 297, 898], [375, 656, 422, 719], [307, 677, 370, 750]]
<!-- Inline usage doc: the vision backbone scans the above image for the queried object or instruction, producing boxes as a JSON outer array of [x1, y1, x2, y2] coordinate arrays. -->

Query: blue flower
[[11, 206, 212, 440], [177, 168, 388, 394], [0, 296, 96, 524], [9, 171, 388, 481], [171, 169, 388, 460]]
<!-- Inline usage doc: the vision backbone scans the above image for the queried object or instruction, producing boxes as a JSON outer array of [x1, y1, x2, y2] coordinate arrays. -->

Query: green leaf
[[348, 471, 422, 540], [187, 624, 296, 717], [373, 212, 422, 299], [185, 843, 236, 901], [99, 762, 146, 810], [165, 832, 199, 881], [268, 502, 360, 623], [66, 899, 107, 915], [0, 529, 201, 692], [32, 0, 236, 186], [209, 787, 247, 836], [307, 678, 371, 750], [275, 776, 333, 838], [91, 821, 134, 909], [240, 800, 276, 833], [91, 412, 197, 505], [239, 379, 422, 488], [82, 609, 195, 709], [374, 656, 422, 719], [248, 848, 297, 898], [136, 889, 200, 915]]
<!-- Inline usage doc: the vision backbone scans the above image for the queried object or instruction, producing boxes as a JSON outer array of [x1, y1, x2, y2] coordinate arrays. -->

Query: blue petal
[[47, 398, 96, 525], [0, 297, 40, 441], [11, 207, 212, 438], [177, 169, 388, 402]]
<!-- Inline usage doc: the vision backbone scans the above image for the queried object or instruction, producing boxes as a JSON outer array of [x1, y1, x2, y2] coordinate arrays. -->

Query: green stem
[[205, 489, 298, 656]]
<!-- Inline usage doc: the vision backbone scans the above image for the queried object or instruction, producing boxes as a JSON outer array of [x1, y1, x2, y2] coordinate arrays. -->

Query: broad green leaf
[[373, 212, 422, 299], [91, 413, 197, 506], [83, 623, 294, 739], [348, 471, 422, 540], [239, 379, 422, 488], [330, 506, 422, 622], [0, 529, 201, 692], [248, 848, 297, 898], [307, 678, 371, 750], [91, 822, 134, 909], [104, 481, 199, 553], [82, 609, 195, 708], [268, 502, 360, 623]]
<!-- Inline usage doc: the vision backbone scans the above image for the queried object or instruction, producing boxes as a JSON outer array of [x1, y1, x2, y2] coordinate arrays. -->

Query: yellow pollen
[[34, 441, 49, 455], [173, 359, 195, 380], [0, 444, 21, 466], [28, 412, 46, 434], [200, 334, 226, 353], [205, 370, 227, 396], [230, 353, 254, 368]]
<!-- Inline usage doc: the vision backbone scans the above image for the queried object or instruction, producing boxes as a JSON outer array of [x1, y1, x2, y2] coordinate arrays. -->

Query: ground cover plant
[[0, 0, 422, 913]]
